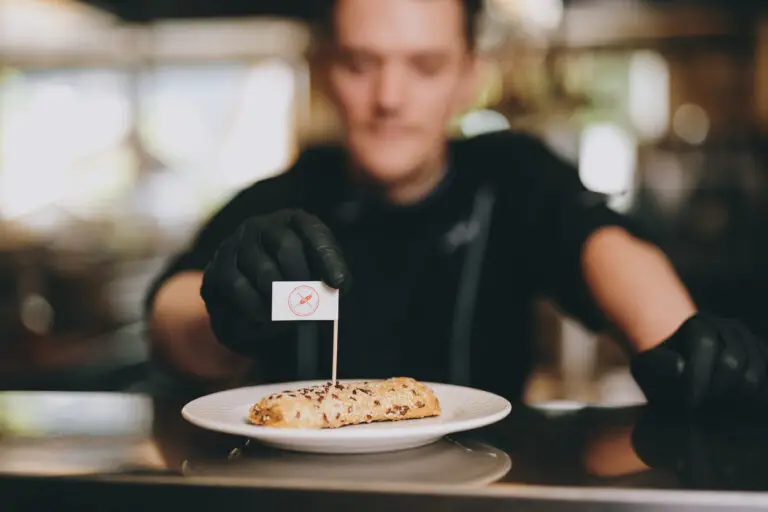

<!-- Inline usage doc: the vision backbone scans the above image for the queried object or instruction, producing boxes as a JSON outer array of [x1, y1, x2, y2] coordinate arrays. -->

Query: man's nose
[[374, 65, 407, 113]]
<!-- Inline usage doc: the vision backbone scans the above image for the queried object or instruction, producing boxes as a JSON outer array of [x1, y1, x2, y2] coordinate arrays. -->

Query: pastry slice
[[248, 377, 441, 429]]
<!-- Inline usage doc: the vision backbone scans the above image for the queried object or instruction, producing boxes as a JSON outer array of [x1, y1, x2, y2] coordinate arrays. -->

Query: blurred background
[[0, 0, 766, 404]]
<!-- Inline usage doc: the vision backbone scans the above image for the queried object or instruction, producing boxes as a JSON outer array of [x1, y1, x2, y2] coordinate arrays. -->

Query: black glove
[[200, 209, 352, 355], [630, 312, 768, 412]]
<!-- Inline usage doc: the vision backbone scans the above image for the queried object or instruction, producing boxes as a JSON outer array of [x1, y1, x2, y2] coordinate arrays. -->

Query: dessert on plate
[[248, 377, 441, 429]]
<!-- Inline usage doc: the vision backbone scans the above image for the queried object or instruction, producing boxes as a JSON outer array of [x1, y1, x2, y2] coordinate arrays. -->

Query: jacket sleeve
[[501, 133, 652, 331]]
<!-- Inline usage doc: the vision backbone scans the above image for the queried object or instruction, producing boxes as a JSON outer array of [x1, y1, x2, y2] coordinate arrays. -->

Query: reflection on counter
[[185, 438, 511, 487]]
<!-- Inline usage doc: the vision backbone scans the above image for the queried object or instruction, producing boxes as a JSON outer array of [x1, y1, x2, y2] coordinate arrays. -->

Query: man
[[145, 0, 768, 410]]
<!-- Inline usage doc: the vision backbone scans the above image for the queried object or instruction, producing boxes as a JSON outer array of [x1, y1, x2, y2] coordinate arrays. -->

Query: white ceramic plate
[[181, 380, 512, 454]]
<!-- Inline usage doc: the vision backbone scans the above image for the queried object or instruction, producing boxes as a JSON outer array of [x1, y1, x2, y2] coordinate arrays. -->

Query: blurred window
[[0, 59, 300, 229], [137, 59, 298, 214], [0, 67, 134, 221]]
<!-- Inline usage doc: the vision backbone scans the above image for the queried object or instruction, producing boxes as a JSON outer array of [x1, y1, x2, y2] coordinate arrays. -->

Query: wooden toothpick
[[331, 318, 339, 384]]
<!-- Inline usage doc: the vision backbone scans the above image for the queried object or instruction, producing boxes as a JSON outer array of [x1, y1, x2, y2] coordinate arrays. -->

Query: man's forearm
[[147, 271, 252, 384], [581, 226, 697, 353]]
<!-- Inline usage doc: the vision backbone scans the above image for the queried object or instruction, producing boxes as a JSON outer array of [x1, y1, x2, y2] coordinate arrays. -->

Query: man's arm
[[148, 271, 252, 385], [580, 225, 768, 411], [581, 226, 697, 353], [496, 132, 766, 409], [143, 146, 342, 388], [143, 169, 303, 387], [488, 131, 695, 352]]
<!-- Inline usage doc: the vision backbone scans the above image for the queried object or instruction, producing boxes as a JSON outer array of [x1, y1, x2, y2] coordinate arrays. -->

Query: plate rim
[[181, 380, 512, 440]]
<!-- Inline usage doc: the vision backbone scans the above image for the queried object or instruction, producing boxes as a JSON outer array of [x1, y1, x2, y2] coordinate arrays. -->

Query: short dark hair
[[311, 0, 483, 51]]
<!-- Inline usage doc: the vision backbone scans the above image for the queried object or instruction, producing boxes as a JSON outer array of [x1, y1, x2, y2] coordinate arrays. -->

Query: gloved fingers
[[677, 318, 719, 410], [291, 210, 353, 293], [732, 322, 768, 408], [708, 319, 748, 403], [202, 233, 266, 323], [238, 224, 284, 298], [630, 346, 685, 407], [261, 223, 312, 282]]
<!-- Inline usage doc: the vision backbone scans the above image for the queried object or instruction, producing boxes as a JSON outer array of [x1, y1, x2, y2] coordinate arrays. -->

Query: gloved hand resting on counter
[[631, 312, 768, 412], [200, 209, 352, 356]]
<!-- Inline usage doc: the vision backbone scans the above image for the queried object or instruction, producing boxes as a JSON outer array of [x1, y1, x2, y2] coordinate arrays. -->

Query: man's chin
[[358, 161, 419, 184], [352, 152, 421, 184]]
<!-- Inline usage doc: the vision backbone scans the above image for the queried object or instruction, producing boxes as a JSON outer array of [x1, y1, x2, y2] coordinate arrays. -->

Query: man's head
[[316, 0, 482, 197]]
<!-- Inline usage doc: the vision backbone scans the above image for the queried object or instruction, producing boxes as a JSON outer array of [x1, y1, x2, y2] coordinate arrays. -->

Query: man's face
[[326, 0, 476, 185]]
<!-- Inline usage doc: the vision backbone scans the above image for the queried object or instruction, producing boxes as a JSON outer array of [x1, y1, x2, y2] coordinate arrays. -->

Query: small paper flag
[[271, 281, 339, 321]]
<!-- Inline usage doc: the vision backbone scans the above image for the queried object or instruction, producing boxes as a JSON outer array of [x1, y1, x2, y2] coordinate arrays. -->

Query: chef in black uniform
[[145, 0, 768, 411]]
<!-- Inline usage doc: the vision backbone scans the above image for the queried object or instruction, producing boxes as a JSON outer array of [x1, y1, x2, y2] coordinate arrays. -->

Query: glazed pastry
[[248, 377, 441, 429]]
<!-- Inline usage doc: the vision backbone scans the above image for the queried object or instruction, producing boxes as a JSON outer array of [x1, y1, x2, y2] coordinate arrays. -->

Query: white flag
[[271, 281, 339, 321]]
